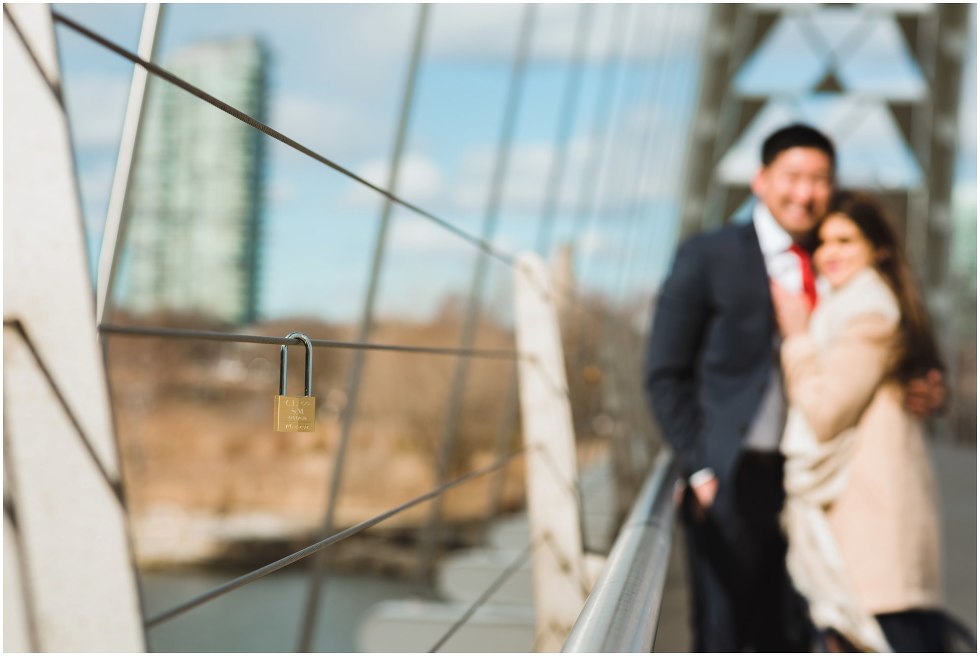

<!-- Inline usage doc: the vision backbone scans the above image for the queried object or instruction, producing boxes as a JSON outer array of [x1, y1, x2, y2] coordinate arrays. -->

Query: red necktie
[[789, 243, 817, 310]]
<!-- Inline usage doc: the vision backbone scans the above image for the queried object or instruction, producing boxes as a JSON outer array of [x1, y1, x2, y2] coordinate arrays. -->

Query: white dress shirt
[[754, 202, 803, 293]]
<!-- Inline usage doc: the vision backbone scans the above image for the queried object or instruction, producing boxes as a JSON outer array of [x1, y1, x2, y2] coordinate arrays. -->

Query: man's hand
[[905, 369, 947, 419], [690, 475, 718, 521]]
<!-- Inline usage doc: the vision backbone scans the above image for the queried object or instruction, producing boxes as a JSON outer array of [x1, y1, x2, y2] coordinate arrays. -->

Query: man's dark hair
[[761, 123, 836, 170]]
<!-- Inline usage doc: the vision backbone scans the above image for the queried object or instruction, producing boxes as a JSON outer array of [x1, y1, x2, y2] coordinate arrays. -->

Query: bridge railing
[[563, 449, 680, 653]]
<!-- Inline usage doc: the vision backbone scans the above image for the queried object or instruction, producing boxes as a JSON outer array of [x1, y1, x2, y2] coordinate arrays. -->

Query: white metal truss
[[2, 4, 145, 651]]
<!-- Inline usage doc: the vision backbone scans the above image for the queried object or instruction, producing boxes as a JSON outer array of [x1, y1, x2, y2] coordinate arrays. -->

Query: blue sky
[[53, 4, 976, 325]]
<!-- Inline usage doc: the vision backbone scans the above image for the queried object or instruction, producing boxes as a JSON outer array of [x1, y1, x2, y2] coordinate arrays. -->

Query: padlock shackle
[[280, 331, 314, 397]]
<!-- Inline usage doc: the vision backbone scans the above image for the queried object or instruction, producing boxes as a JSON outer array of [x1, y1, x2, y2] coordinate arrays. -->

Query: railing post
[[514, 253, 589, 651]]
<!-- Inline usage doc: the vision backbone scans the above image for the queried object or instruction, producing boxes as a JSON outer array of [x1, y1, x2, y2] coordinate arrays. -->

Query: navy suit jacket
[[645, 220, 776, 488]]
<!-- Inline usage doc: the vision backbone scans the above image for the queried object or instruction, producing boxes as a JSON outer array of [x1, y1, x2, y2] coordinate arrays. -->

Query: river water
[[140, 568, 435, 652]]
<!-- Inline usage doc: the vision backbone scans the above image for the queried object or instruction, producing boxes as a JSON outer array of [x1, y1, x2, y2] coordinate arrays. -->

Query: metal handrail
[[562, 449, 680, 653]]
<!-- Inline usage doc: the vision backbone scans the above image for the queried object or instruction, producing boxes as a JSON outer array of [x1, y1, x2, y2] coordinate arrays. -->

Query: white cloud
[[342, 120, 688, 246], [449, 142, 554, 214], [388, 214, 467, 256], [312, 4, 421, 74], [343, 154, 444, 210], [268, 93, 388, 164], [498, 143, 557, 211], [433, 99, 690, 224], [424, 4, 706, 62], [425, 5, 536, 61], [580, 110, 691, 203]]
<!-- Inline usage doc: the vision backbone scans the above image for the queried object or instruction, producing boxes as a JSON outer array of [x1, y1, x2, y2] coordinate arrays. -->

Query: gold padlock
[[274, 332, 316, 432]]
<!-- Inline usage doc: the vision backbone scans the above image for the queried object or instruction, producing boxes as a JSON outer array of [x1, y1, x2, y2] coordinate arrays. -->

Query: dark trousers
[[876, 610, 947, 652], [680, 453, 812, 652], [824, 610, 950, 652]]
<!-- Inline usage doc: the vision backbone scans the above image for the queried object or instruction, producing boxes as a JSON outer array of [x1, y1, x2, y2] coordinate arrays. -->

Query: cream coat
[[780, 268, 942, 640]]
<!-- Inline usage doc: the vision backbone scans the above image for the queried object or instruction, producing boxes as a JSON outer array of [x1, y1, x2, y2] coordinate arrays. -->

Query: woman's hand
[[770, 280, 811, 337]]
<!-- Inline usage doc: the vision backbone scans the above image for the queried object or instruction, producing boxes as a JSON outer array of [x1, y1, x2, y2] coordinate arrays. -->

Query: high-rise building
[[120, 37, 267, 324]]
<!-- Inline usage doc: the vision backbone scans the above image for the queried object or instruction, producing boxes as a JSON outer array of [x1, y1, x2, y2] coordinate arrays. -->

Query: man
[[646, 124, 946, 652], [645, 123, 839, 652]]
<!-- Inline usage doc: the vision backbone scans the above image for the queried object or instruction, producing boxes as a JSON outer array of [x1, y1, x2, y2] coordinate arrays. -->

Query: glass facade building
[[120, 38, 266, 324]]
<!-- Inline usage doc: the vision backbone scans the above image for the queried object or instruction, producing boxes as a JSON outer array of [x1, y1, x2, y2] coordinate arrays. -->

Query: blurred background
[[35, 2, 977, 651]]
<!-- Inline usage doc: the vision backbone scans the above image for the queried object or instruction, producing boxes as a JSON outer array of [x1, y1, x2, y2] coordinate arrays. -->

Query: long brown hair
[[824, 190, 944, 382]]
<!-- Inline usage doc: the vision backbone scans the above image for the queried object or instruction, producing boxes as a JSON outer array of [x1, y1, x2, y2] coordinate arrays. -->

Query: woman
[[770, 190, 945, 652]]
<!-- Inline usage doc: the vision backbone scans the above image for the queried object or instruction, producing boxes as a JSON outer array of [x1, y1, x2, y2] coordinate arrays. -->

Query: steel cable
[[48, 8, 664, 646], [54, 9, 615, 333], [143, 448, 524, 629], [51, 10, 516, 269], [3, 320, 125, 504], [427, 541, 536, 653], [98, 323, 520, 360], [3, 6, 65, 105]]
